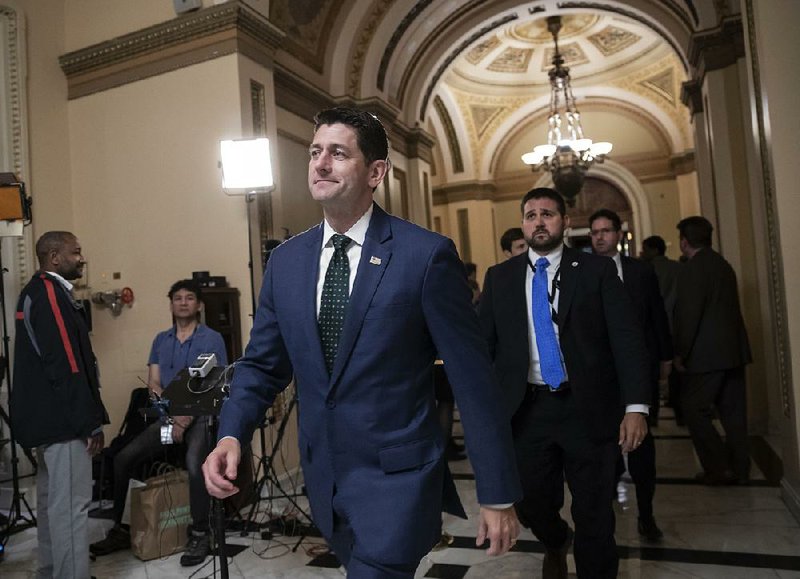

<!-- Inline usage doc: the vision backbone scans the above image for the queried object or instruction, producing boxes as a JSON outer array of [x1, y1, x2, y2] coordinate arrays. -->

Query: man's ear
[[48, 249, 61, 267], [368, 159, 390, 189], [563, 213, 571, 229]]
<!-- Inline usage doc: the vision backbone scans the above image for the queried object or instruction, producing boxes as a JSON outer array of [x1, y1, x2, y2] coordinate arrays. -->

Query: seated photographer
[[90, 279, 227, 567]]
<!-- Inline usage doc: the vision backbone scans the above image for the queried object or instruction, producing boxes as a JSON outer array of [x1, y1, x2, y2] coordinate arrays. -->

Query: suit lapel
[[621, 256, 635, 288], [302, 224, 328, 378], [329, 204, 392, 388], [557, 246, 580, 331], [511, 254, 529, 334]]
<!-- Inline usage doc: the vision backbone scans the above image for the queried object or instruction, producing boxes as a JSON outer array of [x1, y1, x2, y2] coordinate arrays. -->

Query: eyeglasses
[[589, 227, 618, 236]]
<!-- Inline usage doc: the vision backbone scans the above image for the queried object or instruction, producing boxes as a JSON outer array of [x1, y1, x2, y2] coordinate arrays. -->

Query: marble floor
[[2, 406, 799, 578]]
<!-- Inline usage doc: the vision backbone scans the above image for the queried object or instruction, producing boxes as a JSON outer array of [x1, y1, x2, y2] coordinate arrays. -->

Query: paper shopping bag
[[129, 467, 191, 561]]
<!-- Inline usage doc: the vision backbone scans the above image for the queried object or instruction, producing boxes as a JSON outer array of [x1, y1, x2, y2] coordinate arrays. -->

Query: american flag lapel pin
[[370, 256, 382, 265], [571, 261, 578, 267]]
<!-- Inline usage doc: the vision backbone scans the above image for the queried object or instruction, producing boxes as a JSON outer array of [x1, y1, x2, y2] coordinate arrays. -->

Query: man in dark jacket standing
[[11, 230, 108, 579], [674, 217, 752, 485]]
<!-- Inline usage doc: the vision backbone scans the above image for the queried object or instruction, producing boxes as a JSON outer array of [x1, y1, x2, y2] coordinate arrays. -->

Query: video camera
[[159, 354, 233, 417]]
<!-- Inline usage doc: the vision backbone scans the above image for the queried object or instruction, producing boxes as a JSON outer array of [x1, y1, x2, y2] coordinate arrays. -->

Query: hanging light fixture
[[521, 15, 612, 205]]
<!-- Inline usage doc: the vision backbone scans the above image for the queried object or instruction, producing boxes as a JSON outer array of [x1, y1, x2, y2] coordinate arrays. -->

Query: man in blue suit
[[203, 107, 521, 577]]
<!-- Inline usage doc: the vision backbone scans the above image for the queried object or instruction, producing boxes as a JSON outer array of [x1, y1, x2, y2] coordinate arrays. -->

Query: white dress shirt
[[525, 245, 567, 385], [527, 246, 648, 415], [316, 204, 373, 316]]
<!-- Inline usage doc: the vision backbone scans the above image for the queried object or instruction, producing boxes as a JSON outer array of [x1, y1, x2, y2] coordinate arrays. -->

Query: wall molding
[[743, 0, 793, 421], [681, 15, 744, 111], [0, 6, 32, 287], [432, 181, 497, 205], [275, 66, 434, 163], [58, 0, 284, 99], [781, 479, 800, 526]]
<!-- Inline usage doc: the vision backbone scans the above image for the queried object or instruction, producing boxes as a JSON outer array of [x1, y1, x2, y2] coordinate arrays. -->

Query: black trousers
[[625, 430, 656, 521], [112, 417, 212, 532], [512, 387, 619, 579], [681, 367, 749, 480]]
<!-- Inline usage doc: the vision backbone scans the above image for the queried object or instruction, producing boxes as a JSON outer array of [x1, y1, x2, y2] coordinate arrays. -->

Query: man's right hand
[[202, 437, 241, 499]]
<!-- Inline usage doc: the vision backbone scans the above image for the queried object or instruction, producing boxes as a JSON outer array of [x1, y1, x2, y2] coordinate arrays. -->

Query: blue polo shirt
[[148, 324, 228, 388]]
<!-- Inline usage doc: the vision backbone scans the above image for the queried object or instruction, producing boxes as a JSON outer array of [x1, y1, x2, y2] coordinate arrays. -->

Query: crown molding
[[432, 181, 497, 205], [59, 1, 284, 99], [669, 149, 696, 175], [274, 66, 433, 163], [687, 15, 745, 77], [680, 16, 744, 112]]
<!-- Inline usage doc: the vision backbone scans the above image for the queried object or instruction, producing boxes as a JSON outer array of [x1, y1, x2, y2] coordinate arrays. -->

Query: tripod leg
[[212, 498, 229, 579]]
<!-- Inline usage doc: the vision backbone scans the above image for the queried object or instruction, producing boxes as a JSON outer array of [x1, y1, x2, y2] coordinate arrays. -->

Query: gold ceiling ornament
[[508, 14, 599, 43]]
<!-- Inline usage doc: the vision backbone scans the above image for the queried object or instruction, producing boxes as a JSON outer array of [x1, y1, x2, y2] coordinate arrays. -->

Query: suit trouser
[[512, 387, 619, 579], [111, 417, 212, 532], [326, 490, 420, 579], [681, 367, 749, 480], [36, 439, 92, 579], [626, 430, 656, 521]]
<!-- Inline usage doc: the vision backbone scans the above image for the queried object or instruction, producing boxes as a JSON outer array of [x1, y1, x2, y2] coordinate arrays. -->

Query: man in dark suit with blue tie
[[479, 188, 651, 578], [203, 107, 521, 577]]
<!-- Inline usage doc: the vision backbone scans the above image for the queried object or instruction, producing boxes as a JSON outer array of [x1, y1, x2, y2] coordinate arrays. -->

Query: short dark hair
[[313, 107, 389, 165], [35, 231, 76, 267], [500, 227, 524, 252], [168, 279, 203, 302], [677, 216, 713, 248], [642, 235, 667, 256], [464, 262, 477, 276], [520, 187, 566, 216], [589, 208, 622, 231]]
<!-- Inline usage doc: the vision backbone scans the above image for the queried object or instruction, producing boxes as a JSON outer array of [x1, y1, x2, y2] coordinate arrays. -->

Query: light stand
[[161, 367, 233, 579], [219, 137, 275, 316], [241, 393, 315, 552], [0, 177, 36, 553]]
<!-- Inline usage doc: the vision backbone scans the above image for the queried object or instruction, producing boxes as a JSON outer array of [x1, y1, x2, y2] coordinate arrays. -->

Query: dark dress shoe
[[180, 533, 211, 567], [542, 527, 572, 579], [638, 517, 664, 541], [90, 525, 130, 556], [445, 441, 466, 461]]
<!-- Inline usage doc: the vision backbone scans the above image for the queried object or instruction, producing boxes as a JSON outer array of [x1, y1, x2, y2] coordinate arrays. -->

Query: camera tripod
[[241, 394, 316, 552]]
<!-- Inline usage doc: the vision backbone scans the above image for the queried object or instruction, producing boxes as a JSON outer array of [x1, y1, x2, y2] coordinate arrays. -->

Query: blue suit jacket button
[[326, 400, 336, 409]]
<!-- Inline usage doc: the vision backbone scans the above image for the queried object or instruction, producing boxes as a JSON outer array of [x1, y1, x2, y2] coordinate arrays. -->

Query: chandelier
[[521, 15, 612, 205]]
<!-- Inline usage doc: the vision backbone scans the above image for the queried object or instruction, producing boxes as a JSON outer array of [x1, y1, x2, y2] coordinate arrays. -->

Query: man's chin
[[530, 237, 562, 253]]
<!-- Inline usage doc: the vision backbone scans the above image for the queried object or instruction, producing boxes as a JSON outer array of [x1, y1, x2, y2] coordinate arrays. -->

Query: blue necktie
[[319, 234, 351, 374], [532, 257, 565, 389]]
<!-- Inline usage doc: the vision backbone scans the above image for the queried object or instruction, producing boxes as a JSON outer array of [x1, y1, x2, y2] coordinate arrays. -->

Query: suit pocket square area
[[378, 438, 440, 474]]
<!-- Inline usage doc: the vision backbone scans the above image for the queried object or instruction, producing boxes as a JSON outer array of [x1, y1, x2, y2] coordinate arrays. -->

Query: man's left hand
[[476, 506, 520, 556], [619, 412, 648, 453], [172, 415, 194, 444], [86, 432, 104, 457]]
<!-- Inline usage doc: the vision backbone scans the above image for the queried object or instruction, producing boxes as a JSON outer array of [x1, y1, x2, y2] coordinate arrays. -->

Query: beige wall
[[12, 0, 74, 233], [493, 198, 523, 263], [751, 0, 800, 513], [642, 178, 682, 260], [67, 55, 252, 431], [275, 108, 323, 239]]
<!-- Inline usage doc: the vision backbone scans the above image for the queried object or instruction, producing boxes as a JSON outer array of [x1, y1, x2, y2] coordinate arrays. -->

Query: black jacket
[[479, 246, 651, 441], [674, 248, 752, 373], [11, 272, 108, 448]]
